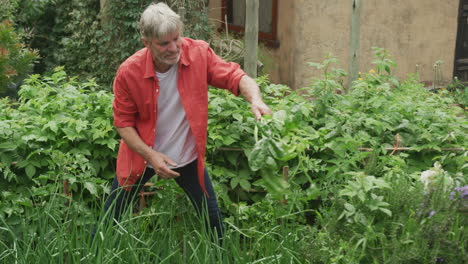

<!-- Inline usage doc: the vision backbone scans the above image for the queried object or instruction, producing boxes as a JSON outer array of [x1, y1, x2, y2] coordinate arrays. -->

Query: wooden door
[[454, 0, 468, 82]]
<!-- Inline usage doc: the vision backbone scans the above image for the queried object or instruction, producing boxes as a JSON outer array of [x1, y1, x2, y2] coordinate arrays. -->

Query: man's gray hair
[[139, 2, 183, 41]]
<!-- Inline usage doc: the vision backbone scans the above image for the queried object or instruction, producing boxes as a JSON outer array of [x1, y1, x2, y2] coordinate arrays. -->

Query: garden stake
[[389, 133, 401, 156], [137, 183, 163, 210], [281, 166, 289, 205], [63, 180, 71, 197]]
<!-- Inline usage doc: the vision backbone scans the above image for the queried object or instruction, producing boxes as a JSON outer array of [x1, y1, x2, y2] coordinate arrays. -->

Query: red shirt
[[113, 37, 246, 194]]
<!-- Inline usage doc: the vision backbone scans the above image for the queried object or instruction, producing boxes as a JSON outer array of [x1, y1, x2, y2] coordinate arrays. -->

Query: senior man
[[104, 2, 271, 241]]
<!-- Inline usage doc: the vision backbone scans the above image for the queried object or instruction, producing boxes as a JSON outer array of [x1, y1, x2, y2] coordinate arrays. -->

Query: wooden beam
[[244, 0, 259, 78], [178, 6, 186, 24], [217, 146, 465, 152], [99, 0, 111, 25], [359, 147, 465, 152], [348, 0, 362, 90]]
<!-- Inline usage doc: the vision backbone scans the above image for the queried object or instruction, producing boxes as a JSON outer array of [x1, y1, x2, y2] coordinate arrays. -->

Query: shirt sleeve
[[206, 46, 246, 96], [113, 68, 137, 127]]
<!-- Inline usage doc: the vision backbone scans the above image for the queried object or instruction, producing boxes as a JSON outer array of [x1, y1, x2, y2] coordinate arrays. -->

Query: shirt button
[[156, 89, 159, 92]]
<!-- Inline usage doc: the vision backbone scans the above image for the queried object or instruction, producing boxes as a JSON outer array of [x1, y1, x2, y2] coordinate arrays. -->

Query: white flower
[[420, 162, 454, 191], [420, 170, 438, 188], [433, 161, 442, 170]]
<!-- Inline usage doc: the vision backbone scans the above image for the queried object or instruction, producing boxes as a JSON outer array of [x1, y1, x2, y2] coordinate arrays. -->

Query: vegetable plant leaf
[[25, 165, 36, 178]]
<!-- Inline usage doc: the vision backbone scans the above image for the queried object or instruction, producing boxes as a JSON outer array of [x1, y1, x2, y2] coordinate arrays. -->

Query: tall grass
[[1, 172, 466, 263], [0, 183, 311, 263]]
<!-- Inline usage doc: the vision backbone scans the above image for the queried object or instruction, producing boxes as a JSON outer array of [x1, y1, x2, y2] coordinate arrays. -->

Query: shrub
[[0, 68, 117, 226], [12, 0, 213, 86], [0, 20, 38, 97]]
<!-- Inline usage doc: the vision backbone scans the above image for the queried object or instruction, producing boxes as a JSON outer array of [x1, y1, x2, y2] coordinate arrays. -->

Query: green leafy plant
[[0, 20, 38, 97], [0, 46, 465, 262], [11, 0, 213, 86], [338, 172, 392, 224], [0, 68, 117, 226], [0, 0, 20, 21]]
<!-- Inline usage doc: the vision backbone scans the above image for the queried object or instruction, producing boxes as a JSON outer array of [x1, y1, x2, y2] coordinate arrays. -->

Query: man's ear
[[142, 37, 150, 48]]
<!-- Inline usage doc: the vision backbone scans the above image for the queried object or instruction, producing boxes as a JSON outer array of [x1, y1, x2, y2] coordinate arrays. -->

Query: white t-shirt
[[150, 63, 197, 169]]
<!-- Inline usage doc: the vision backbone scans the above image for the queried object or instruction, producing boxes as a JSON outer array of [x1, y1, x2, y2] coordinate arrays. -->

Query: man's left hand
[[251, 100, 272, 120], [238, 76, 273, 120]]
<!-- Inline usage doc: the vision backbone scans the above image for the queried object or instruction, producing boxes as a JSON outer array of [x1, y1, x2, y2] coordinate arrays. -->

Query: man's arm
[[116, 127, 180, 179], [238, 75, 272, 120]]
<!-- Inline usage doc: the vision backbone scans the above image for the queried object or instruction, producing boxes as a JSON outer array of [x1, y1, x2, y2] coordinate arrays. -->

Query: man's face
[[142, 30, 182, 72]]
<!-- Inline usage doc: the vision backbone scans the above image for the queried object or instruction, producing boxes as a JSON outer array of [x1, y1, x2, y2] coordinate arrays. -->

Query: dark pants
[[103, 160, 224, 240]]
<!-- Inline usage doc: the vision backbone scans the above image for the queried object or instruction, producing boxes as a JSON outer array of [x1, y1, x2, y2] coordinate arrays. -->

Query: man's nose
[[168, 41, 179, 52]]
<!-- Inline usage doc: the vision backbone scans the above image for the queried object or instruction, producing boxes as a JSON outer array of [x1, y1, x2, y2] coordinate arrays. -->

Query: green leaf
[[373, 178, 391, 189], [0, 142, 17, 151], [259, 169, 289, 197], [233, 113, 243, 122], [16, 197, 33, 207], [362, 176, 374, 192], [265, 157, 277, 169], [344, 203, 355, 213], [84, 182, 97, 196], [357, 191, 366, 202], [226, 152, 239, 166], [230, 178, 240, 189], [239, 179, 251, 191], [46, 120, 58, 133], [267, 139, 284, 160], [379, 208, 392, 217], [238, 169, 251, 179], [305, 184, 321, 200], [339, 189, 356, 197], [307, 62, 325, 69], [272, 110, 287, 123], [248, 138, 269, 171], [222, 136, 237, 146], [25, 165, 36, 178]]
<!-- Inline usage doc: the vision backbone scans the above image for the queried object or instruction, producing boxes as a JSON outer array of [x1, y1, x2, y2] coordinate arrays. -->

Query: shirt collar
[[179, 38, 190, 67]]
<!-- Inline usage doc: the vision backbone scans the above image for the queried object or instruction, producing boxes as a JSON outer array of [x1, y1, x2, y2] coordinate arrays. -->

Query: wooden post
[[178, 6, 186, 24], [99, 0, 111, 25], [244, 0, 259, 78], [348, 0, 362, 91], [63, 180, 71, 197]]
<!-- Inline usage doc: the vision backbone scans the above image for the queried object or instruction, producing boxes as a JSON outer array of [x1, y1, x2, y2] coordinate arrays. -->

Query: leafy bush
[[0, 48, 465, 262], [11, 0, 213, 86], [64, 0, 212, 85], [0, 20, 38, 97], [0, 0, 19, 21], [205, 48, 467, 262], [207, 48, 467, 234], [311, 170, 466, 263], [0, 68, 117, 226]]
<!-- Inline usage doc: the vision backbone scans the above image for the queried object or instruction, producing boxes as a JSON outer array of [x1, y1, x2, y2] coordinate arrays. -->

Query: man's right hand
[[147, 150, 180, 179], [116, 127, 180, 179]]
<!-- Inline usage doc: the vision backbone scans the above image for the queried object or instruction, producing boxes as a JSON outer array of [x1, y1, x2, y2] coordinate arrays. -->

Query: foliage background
[[7, 0, 211, 87], [0, 1, 466, 263]]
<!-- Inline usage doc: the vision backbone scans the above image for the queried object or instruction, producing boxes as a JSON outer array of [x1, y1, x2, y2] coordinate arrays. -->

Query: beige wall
[[208, 0, 459, 89], [360, 0, 458, 86]]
